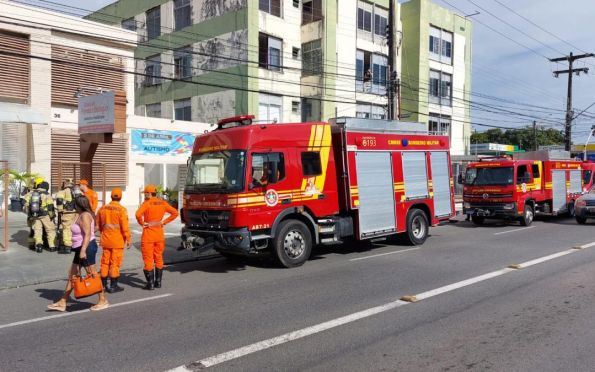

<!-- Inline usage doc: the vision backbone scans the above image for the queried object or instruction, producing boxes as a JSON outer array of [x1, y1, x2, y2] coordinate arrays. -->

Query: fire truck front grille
[[186, 210, 230, 230], [468, 202, 509, 209], [464, 193, 513, 199]]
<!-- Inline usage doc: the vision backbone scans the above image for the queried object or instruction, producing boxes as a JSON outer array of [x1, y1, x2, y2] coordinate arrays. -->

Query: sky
[[15, 0, 595, 144]]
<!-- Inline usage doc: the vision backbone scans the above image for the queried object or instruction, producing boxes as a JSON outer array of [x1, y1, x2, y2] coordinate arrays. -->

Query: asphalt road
[[0, 215, 594, 372]]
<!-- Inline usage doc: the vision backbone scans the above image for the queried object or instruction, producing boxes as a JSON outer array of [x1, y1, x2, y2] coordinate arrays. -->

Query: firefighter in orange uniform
[[79, 179, 98, 213], [97, 187, 131, 293], [135, 185, 178, 290]]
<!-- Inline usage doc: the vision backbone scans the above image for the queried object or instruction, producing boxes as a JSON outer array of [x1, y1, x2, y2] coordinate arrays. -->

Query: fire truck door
[[552, 170, 567, 212], [355, 151, 396, 238], [430, 151, 452, 217]]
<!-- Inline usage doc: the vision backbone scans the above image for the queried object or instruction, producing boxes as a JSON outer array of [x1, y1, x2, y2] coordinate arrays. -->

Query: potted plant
[[7, 170, 37, 212]]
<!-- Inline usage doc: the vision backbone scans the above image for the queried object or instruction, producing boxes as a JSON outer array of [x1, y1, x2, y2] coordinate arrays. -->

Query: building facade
[[0, 1, 209, 208], [400, 0, 472, 155], [89, 0, 470, 154]]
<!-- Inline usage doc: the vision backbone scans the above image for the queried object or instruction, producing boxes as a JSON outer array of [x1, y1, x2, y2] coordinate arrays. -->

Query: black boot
[[48, 246, 57, 253], [143, 270, 155, 290], [63, 246, 72, 254], [101, 277, 112, 293], [35, 244, 43, 253], [154, 268, 163, 289], [110, 277, 124, 293]]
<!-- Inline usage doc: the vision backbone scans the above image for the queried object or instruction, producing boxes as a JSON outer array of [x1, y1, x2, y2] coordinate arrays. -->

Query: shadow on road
[[10, 230, 28, 244], [119, 272, 146, 289], [34, 288, 94, 311]]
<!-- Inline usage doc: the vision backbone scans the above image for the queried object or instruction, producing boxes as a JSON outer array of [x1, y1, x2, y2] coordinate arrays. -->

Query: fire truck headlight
[[502, 203, 515, 210], [463, 202, 471, 209]]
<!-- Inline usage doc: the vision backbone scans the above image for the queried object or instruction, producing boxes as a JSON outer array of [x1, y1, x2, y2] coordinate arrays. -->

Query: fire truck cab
[[462, 151, 583, 226], [582, 162, 595, 192], [181, 115, 455, 267]]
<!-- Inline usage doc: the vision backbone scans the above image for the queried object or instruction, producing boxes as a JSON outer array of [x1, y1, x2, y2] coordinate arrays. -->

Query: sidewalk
[[0, 210, 217, 290]]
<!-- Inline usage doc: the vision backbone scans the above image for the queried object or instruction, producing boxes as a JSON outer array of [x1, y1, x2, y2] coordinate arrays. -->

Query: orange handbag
[[71, 265, 103, 299]]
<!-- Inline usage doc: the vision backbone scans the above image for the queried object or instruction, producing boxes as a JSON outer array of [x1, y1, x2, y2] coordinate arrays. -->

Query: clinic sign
[[78, 91, 115, 134], [131, 129, 195, 157]]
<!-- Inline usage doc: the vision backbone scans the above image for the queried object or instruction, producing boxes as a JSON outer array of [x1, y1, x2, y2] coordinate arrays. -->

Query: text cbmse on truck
[[180, 116, 455, 267], [462, 151, 584, 226]]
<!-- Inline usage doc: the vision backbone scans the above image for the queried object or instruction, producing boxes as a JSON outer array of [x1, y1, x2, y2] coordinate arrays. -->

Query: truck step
[[320, 237, 341, 244], [318, 226, 335, 234]]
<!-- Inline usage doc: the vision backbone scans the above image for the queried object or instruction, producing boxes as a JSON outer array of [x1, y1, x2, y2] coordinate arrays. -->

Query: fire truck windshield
[[185, 150, 246, 193], [584, 170, 592, 185], [465, 167, 514, 186]]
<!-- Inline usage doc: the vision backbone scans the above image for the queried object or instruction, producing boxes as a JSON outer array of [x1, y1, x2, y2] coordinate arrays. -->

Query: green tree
[[471, 126, 564, 151]]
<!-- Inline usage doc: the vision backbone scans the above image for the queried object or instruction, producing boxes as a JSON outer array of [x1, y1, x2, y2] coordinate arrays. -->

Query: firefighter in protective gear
[[24, 181, 57, 253], [55, 178, 77, 254], [78, 179, 98, 213], [135, 185, 178, 290], [97, 187, 131, 293]]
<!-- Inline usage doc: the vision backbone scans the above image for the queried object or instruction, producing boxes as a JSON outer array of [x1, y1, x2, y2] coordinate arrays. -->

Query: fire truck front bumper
[[181, 227, 252, 255], [463, 202, 518, 218]]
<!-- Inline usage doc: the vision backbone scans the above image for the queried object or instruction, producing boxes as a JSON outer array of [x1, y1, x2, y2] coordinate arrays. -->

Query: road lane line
[[493, 226, 535, 235], [349, 247, 420, 261], [576, 241, 595, 249], [169, 299, 411, 370], [508, 249, 576, 269], [0, 294, 173, 330], [412, 268, 515, 301], [168, 240, 595, 369]]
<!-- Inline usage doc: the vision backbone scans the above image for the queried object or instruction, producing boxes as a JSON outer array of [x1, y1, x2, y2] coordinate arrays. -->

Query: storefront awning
[[0, 102, 47, 125]]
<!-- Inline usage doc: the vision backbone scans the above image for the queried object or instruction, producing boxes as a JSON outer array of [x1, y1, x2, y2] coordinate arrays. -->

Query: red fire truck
[[462, 151, 584, 226], [181, 116, 455, 267]]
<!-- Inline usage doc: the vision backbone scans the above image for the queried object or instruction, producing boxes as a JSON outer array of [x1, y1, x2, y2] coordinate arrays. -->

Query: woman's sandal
[[47, 302, 66, 312], [90, 302, 109, 311]]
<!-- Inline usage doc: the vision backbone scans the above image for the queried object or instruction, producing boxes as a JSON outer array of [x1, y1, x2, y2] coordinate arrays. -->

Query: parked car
[[575, 189, 595, 224]]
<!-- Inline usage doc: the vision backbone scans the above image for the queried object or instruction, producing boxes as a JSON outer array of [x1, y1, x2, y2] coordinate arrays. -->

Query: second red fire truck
[[181, 116, 455, 267], [462, 151, 584, 226]]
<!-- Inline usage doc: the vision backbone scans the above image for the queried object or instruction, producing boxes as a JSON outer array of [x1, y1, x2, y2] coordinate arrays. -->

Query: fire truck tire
[[520, 205, 534, 226], [575, 216, 587, 225], [471, 216, 485, 225], [404, 209, 429, 245], [273, 219, 312, 268]]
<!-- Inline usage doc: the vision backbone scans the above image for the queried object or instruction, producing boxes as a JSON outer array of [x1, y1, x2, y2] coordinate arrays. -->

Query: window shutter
[[0, 31, 30, 102]]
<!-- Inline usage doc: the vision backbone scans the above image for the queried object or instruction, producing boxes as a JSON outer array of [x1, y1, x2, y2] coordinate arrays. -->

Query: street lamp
[[584, 125, 595, 161]]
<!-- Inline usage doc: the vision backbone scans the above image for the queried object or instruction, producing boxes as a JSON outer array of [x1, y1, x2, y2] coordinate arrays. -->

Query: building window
[[174, 47, 192, 79], [174, 99, 192, 121], [121, 17, 137, 31], [174, 0, 192, 30], [356, 103, 386, 119], [301, 98, 321, 122], [144, 55, 161, 86], [356, 50, 372, 92], [302, 0, 322, 24], [357, 6, 372, 32], [146, 103, 161, 118], [429, 26, 453, 64], [373, 13, 387, 38], [301, 152, 322, 176], [293, 0, 300, 7], [302, 39, 322, 76], [372, 54, 388, 93], [260, 0, 281, 17], [428, 113, 450, 136], [429, 69, 452, 106], [146, 6, 161, 40], [259, 33, 282, 71], [259, 93, 282, 122], [292, 101, 300, 113], [292, 47, 300, 59]]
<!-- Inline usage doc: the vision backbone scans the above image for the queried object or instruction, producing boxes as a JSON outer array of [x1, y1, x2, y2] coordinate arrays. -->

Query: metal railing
[[1, 160, 8, 251]]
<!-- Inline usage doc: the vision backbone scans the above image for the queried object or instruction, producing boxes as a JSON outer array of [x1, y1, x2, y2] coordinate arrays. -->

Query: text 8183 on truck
[[180, 116, 455, 267]]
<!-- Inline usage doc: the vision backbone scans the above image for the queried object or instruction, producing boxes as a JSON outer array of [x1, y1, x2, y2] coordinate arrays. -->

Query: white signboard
[[78, 91, 115, 134]]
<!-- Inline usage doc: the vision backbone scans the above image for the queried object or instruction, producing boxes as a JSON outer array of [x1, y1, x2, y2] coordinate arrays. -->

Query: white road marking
[[414, 268, 515, 301], [493, 226, 535, 235], [167, 240, 595, 369], [578, 241, 595, 249], [169, 299, 410, 370], [0, 294, 173, 330], [132, 229, 179, 237], [349, 247, 420, 261], [510, 249, 576, 269]]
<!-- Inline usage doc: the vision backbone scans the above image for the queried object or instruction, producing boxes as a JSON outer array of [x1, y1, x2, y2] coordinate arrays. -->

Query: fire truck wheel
[[575, 216, 587, 225], [520, 205, 534, 226], [273, 220, 312, 268], [404, 209, 429, 246]]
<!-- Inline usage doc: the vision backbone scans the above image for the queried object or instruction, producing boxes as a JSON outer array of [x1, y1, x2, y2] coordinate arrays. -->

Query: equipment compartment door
[[430, 151, 452, 217], [355, 151, 396, 238], [569, 170, 582, 194], [552, 170, 567, 212]]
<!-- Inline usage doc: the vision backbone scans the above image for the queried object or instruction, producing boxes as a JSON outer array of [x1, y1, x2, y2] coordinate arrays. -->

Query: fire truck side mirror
[[457, 173, 464, 185]]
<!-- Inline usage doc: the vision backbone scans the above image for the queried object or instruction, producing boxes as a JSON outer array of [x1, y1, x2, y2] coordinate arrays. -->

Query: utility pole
[[549, 52, 594, 151], [386, 0, 395, 120], [533, 120, 537, 151]]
